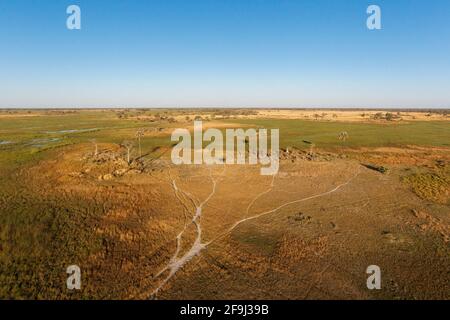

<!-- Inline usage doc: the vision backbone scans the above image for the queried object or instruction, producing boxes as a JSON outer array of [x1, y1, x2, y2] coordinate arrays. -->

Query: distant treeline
[[1, 107, 449, 114]]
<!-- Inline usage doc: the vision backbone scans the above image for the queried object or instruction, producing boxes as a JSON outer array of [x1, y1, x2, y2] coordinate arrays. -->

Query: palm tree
[[89, 139, 98, 157], [121, 140, 134, 164], [338, 131, 349, 142], [135, 130, 144, 158]]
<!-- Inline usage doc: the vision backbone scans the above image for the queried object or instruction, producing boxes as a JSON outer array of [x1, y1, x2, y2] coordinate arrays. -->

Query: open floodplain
[[0, 108, 449, 299]]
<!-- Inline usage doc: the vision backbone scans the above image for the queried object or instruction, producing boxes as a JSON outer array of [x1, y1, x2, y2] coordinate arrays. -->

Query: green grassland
[[229, 119, 450, 150], [0, 111, 173, 169], [1, 112, 449, 170]]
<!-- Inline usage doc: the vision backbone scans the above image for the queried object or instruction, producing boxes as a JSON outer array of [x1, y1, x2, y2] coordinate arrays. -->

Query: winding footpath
[[206, 169, 360, 246], [151, 167, 360, 298], [151, 170, 217, 298]]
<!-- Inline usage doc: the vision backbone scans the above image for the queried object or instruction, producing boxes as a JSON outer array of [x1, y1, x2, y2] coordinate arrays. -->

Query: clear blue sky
[[1, 0, 449, 108]]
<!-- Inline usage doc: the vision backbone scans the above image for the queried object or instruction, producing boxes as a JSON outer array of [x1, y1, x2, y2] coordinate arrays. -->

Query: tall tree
[[135, 130, 145, 158], [121, 140, 134, 164]]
